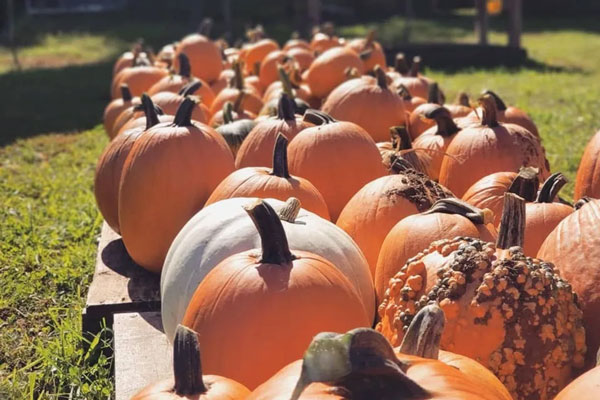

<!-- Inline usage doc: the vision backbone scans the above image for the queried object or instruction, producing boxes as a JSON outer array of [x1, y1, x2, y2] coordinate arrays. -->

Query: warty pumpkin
[[538, 197, 600, 368], [210, 62, 264, 115], [149, 81, 210, 125], [287, 110, 387, 221], [181, 200, 370, 389], [574, 128, 600, 200], [305, 47, 365, 99], [206, 134, 330, 219], [131, 324, 250, 400], [118, 97, 235, 272], [439, 94, 549, 197], [213, 101, 256, 156], [374, 198, 497, 304], [161, 197, 375, 342], [345, 30, 387, 71], [377, 193, 586, 400], [235, 93, 310, 168], [321, 66, 406, 143], [173, 32, 223, 84], [103, 84, 139, 139], [336, 164, 452, 274]]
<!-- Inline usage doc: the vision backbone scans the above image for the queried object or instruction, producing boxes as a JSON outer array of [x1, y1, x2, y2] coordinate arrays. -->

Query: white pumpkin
[[160, 197, 375, 341]]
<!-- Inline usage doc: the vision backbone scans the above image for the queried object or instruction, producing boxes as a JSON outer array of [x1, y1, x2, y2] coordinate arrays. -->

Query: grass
[[0, 10, 599, 399]]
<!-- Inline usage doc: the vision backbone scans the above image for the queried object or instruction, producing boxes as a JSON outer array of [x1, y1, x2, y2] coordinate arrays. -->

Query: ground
[[0, 10, 599, 399]]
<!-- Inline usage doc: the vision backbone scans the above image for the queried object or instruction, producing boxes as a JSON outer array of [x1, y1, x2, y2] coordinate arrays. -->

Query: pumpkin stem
[[399, 305, 445, 360], [508, 167, 539, 202], [423, 198, 493, 225], [140, 94, 160, 130], [359, 49, 373, 61], [179, 80, 202, 97], [374, 65, 388, 89], [197, 18, 213, 37], [574, 197, 592, 210], [233, 61, 244, 90], [409, 56, 421, 77], [303, 109, 336, 125], [482, 90, 507, 111], [397, 84, 412, 100], [278, 197, 302, 223], [395, 53, 410, 75], [496, 193, 526, 250], [364, 30, 376, 49], [427, 82, 442, 105], [173, 325, 207, 395], [173, 97, 196, 127], [271, 133, 290, 178], [222, 102, 235, 124], [390, 126, 412, 152], [120, 84, 132, 102], [278, 66, 295, 98], [455, 92, 470, 107], [290, 328, 428, 400], [244, 200, 295, 265], [277, 93, 296, 121], [479, 94, 499, 127], [233, 90, 245, 113], [536, 173, 567, 203], [423, 105, 459, 137], [178, 53, 191, 78]]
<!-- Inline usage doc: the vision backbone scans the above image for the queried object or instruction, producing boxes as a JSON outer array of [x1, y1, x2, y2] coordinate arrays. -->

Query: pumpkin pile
[[96, 24, 600, 400]]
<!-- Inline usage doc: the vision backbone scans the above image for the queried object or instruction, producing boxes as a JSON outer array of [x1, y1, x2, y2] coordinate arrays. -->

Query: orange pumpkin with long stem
[[149, 81, 210, 124], [210, 62, 264, 115], [173, 32, 223, 84], [111, 59, 167, 99], [112, 97, 173, 139], [574, 128, 600, 200], [345, 30, 387, 71], [206, 134, 330, 219], [397, 84, 426, 113], [305, 47, 365, 99], [131, 325, 250, 399], [377, 126, 427, 171], [287, 110, 387, 221], [119, 97, 234, 272], [103, 84, 139, 139], [407, 82, 444, 140], [392, 56, 431, 100], [182, 200, 369, 389], [377, 193, 586, 400], [260, 67, 313, 115]]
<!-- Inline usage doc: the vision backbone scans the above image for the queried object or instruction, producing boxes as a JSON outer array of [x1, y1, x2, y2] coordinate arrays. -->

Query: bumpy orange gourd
[[182, 200, 369, 389], [119, 98, 234, 272], [287, 110, 387, 221], [574, 129, 600, 200], [173, 33, 223, 84], [305, 47, 364, 99]]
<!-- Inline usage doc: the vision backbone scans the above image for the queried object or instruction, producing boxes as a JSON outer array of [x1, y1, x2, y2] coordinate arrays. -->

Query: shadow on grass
[[0, 61, 112, 146]]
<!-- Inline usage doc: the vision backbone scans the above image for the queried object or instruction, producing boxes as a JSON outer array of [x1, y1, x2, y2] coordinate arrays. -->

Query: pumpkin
[[345, 30, 387, 71], [113, 49, 137, 77], [111, 60, 167, 99], [248, 323, 509, 400], [210, 62, 264, 115], [261, 67, 315, 113], [112, 98, 173, 139], [392, 56, 431, 100], [322, 66, 406, 143], [386, 52, 410, 81], [378, 126, 427, 172], [444, 92, 472, 119], [283, 37, 311, 51], [131, 325, 250, 399], [538, 197, 600, 367], [181, 200, 370, 388], [377, 193, 586, 400], [287, 110, 387, 221], [161, 197, 375, 342], [407, 82, 444, 140], [242, 38, 280, 75], [286, 47, 314, 72], [119, 97, 235, 272], [103, 84, 139, 139], [337, 164, 452, 273], [554, 356, 600, 400], [149, 81, 210, 125], [206, 134, 330, 219], [155, 42, 176, 69], [209, 91, 256, 127], [210, 68, 235, 95], [310, 24, 342, 54], [397, 84, 426, 113], [213, 101, 257, 156], [374, 198, 497, 304], [235, 93, 310, 168], [439, 95, 549, 197], [173, 33, 223, 84], [574, 129, 600, 200], [305, 47, 365, 99], [95, 95, 161, 233]]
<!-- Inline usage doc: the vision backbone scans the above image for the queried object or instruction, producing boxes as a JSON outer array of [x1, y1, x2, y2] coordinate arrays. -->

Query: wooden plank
[[507, 0, 523, 48], [475, 0, 489, 45], [114, 312, 172, 400], [83, 222, 160, 334]]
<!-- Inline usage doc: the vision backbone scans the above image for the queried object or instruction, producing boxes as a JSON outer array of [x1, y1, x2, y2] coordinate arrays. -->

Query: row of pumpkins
[[96, 25, 600, 399]]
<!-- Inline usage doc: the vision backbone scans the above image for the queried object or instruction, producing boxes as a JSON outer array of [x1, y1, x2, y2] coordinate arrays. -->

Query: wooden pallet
[[82, 222, 161, 335], [113, 312, 172, 400]]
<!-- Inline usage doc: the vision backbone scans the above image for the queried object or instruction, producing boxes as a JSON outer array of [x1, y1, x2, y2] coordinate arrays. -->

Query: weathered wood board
[[114, 312, 172, 400]]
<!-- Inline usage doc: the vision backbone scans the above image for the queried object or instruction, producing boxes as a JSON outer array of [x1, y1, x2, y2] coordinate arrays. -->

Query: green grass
[[1, 11, 600, 399]]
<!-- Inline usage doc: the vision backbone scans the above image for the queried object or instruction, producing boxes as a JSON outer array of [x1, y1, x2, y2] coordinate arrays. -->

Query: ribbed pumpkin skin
[[522, 202, 572, 257], [374, 212, 496, 303], [182, 251, 370, 389], [465, 106, 539, 138], [130, 375, 250, 400], [413, 126, 458, 181], [287, 121, 386, 221], [462, 172, 517, 227], [321, 76, 406, 143], [393, 76, 429, 99], [118, 122, 234, 272], [116, 115, 174, 139], [111, 66, 168, 99], [174, 34, 223, 83], [554, 364, 600, 400], [305, 47, 365, 99], [574, 130, 600, 200], [538, 199, 600, 367], [204, 168, 330, 220]]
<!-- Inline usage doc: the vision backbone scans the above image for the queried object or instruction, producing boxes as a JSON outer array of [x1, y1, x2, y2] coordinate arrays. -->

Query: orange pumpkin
[[210, 68, 235, 95], [206, 134, 330, 219], [345, 31, 387, 71], [574, 129, 600, 200], [149, 81, 211, 125], [287, 110, 387, 221], [131, 325, 250, 399], [111, 60, 168, 99], [236, 93, 310, 168], [103, 84, 139, 139], [173, 33, 223, 84], [112, 98, 173, 139], [305, 47, 365, 99], [392, 56, 431, 100], [283, 37, 311, 51], [261, 67, 317, 110], [286, 47, 314, 72], [119, 98, 235, 272], [210, 62, 264, 115], [407, 82, 444, 140], [309, 24, 342, 54], [336, 166, 452, 273], [242, 38, 280, 75], [322, 66, 406, 143], [182, 200, 369, 389], [554, 359, 600, 400], [213, 101, 257, 156], [377, 193, 586, 400], [538, 198, 600, 367], [374, 198, 496, 303], [377, 126, 427, 172], [397, 84, 426, 113], [439, 95, 549, 197]]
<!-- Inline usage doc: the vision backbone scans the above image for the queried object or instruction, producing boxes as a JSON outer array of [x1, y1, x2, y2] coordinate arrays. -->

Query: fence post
[[507, 0, 522, 48], [475, 0, 489, 45]]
